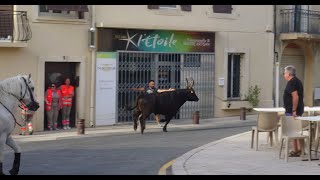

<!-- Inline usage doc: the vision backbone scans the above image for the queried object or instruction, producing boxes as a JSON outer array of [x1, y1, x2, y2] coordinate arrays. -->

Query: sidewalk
[[172, 129, 320, 175], [12, 115, 256, 143]]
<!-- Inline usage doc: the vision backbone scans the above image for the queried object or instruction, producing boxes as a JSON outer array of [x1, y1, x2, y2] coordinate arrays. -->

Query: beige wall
[[214, 32, 274, 117], [95, 5, 274, 117], [96, 5, 273, 33], [0, 5, 276, 131], [0, 5, 91, 133], [275, 5, 320, 108]]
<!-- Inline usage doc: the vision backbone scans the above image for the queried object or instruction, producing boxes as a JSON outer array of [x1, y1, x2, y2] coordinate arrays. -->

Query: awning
[[46, 5, 89, 12]]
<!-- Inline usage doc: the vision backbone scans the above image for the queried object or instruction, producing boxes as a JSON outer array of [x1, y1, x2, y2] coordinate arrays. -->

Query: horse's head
[[20, 74, 40, 111]]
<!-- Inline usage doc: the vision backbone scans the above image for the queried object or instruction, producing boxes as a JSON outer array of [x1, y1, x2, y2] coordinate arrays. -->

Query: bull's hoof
[[163, 129, 167, 132], [9, 169, 19, 175], [0, 172, 5, 175], [134, 127, 137, 131]]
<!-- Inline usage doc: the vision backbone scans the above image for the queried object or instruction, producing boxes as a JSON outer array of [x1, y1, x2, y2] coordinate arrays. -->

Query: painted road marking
[[158, 159, 176, 175]]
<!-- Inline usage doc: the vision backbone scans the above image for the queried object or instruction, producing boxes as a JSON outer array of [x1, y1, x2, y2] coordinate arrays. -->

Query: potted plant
[[244, 85, 261, 111]]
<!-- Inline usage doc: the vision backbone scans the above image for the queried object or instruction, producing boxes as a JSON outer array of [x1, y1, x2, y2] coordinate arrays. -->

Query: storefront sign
[[98, 28, 215, 52], [95, 52, 117, 125]]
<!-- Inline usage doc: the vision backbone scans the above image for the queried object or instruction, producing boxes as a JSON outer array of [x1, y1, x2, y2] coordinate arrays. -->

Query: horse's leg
[[0, 133, 7, 175], [6, 135, 21, 175], [0, 134, 6, 175]]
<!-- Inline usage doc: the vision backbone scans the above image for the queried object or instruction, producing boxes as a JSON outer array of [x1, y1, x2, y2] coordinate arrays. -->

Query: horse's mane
[[0, 75, 25, 97]]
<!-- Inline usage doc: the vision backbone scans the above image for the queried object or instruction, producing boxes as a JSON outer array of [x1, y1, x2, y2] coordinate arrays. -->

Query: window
[[0, 5, 13, 41], [227, 54, 241, 99], [147, 5, 192, 12], [213, 5, 232, 14], [38, 5, 87, 19], [159, 5, 177, 9]]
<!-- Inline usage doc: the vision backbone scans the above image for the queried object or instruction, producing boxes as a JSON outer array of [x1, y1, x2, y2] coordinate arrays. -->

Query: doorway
[[44, 62, 77, 130]]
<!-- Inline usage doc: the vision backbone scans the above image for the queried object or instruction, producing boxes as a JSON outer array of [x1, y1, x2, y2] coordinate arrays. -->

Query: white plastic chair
[[279, 116, 311, 162], [251, 112, 279, 151]]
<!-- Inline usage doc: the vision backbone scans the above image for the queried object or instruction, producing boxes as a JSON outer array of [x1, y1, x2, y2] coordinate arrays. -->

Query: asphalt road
[[3, 120, 255, 175]]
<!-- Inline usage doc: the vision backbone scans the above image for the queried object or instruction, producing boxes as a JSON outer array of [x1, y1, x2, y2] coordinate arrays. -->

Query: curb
[[172, 131, 251, 175], [13, 119, 255, 143]]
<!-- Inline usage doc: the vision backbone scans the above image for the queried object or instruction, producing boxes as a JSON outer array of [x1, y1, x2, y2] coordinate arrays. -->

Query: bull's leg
[[133, 110, 141, 131], [163, 115, 174, 132], [140, 113, 151, 134], [0, 134, 7, 175], [6, 135, 21, 175]]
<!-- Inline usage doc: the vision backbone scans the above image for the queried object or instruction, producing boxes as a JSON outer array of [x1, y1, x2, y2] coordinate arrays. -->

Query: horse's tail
[[126, 94, 144, 111]]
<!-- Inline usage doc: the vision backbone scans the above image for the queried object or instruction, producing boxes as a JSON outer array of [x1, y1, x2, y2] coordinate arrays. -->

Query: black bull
[[127, 88, 199, 134]]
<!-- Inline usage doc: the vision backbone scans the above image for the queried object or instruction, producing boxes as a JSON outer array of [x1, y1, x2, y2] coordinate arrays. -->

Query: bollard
[[240, 107, 246, 120], [77, 119, 85, 135], [192, 111, 200, 124]]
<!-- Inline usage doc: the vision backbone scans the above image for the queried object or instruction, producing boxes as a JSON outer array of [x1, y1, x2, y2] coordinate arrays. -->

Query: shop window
[[227, 53, 241, 99]]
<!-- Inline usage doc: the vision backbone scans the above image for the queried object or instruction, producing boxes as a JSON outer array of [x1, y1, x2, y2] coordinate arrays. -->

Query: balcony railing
[[280, 9, 320, 34], [0, 10, 32, 42]]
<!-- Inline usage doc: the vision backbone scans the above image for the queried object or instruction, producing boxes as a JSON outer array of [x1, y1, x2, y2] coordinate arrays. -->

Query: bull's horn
[[190, 77, 194, 88], [186, 78, 189, 88]]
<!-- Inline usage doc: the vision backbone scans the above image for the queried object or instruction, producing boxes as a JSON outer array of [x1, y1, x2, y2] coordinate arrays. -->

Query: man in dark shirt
[[130, 80, 175, 126], [283, 65, 304, 156]]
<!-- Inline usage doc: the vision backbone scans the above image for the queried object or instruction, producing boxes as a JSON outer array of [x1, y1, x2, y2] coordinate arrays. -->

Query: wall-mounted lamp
[[89, 27, 96, 50]]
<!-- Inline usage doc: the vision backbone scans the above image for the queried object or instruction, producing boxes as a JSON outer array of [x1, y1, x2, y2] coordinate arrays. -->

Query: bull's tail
[[125, 104, 137, 111], [126, 94, 145, 111]]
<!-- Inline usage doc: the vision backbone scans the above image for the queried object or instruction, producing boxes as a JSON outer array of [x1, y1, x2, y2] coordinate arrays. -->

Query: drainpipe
[[89, 5, 96, 127], [273, 5, 280, 107]]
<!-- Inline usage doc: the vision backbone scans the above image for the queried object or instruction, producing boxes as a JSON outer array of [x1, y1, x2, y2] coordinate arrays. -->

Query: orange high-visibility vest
[[61, 85, 74, 107], [45, 88, 62, 111]]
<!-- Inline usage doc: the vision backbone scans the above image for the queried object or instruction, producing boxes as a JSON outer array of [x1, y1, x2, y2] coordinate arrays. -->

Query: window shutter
[[0, 5, 13, 11], [180, 5, 192, 11], [0, 5, 13, 39], [46, 5, 89, 12], [213, 5, 232, 14], [147, 5, 160, 9]]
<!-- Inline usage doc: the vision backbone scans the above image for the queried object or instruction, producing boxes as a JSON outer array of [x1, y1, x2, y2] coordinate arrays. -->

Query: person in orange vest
[[19, 105, 35, 135], [59, 78, 74, 130], [45, 83, 62, 131]]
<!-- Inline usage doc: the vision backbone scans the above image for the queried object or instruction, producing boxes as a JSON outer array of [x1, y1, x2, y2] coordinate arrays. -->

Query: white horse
[[0, 74, 39, 175]]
